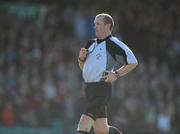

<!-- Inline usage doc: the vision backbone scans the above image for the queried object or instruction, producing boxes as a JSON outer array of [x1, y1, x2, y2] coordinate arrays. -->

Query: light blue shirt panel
[[82, 42, 107, 82]]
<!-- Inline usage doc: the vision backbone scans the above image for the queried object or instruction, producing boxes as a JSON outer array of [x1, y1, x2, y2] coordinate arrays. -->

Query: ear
[[105, 23, 111, 30]]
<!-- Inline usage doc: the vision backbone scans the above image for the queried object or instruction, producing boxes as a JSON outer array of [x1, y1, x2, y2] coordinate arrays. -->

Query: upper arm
[[107, 38, 138, 65]]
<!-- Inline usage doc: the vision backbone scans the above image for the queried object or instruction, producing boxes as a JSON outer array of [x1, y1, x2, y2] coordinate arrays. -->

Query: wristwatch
[[115, 71, 120, 78], [78, 57, 86, 62]]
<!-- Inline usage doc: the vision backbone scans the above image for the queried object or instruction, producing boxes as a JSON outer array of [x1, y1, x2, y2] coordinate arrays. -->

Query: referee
[[77, 13, 138, 134]]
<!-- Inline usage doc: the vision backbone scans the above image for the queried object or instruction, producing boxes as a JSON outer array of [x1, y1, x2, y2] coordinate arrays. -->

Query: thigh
[[85, 96, 109, 120], [85, 82, 112, 120]]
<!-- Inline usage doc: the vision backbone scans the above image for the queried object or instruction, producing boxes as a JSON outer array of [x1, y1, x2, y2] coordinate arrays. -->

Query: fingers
[[103, 71, 117, 83], [104, 75, 112, 83], [102, 75, 108, 81], [102, 71, 110, 83], [80, 48, 88, 52], [104, 77, 110, 83], [79, 48, 88, 60], [80, 48, 88, 54], [102, 75, 110, 83]]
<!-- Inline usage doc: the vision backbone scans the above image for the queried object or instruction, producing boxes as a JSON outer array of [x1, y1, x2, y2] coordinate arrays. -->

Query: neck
[[98, 33, 111, 40], [97, 30, 111, 39], [96, 34, 112, 44]]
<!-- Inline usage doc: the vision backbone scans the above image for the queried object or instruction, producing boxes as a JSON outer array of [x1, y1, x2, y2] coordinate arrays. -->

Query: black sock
[[109, 126, 123, 134], [77, 130, 90, 134]]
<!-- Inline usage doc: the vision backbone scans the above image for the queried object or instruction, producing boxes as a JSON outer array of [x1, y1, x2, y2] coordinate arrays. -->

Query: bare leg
[[93, 118, 109, 134], [93, 118, 123, 134]]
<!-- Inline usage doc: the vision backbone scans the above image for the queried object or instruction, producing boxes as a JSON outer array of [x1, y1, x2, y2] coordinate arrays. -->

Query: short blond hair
[[96, 13, 114, 31]]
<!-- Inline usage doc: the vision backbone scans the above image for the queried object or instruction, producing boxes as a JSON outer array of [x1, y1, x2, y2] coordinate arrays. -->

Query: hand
[[102, 71, 117, 83], [79, 48, 88, 61]]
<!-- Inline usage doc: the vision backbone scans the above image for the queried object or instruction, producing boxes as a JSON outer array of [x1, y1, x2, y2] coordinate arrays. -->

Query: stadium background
[[0, 0, 180, 134]]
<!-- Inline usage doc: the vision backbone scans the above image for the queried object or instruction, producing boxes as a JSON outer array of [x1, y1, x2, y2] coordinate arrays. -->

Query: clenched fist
[[79, 48, 88, 61], [102, 71, 117, 83]]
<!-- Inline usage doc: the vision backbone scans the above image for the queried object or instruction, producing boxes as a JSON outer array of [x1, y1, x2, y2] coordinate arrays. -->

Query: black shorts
[[84, 81, 112, 120]]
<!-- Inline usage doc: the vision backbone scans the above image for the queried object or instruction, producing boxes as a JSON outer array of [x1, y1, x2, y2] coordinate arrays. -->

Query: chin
[[96, 34, 100, 38]]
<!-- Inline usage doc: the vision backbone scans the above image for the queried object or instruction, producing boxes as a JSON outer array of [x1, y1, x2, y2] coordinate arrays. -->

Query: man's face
[[94, 16, 109, 39]]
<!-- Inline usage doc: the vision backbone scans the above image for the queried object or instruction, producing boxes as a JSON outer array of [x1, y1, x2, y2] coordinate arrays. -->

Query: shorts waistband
[[86, 81, 111, 86]]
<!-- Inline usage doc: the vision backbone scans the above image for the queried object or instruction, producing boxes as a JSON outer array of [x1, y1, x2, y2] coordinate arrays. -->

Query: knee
[[95, 129, 108, 134], [94, 127, 108, 134], [93, 118, 109, 134]]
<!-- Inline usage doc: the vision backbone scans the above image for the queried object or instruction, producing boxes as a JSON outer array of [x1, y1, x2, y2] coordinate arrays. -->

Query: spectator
[[2, 102, 15, 127]]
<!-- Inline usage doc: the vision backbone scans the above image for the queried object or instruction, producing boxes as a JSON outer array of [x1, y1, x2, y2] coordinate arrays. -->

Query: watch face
[[115, 71, 119, 77]]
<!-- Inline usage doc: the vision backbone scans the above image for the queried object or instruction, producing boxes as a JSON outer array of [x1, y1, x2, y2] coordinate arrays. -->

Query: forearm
[[116, 63, 138, 77]]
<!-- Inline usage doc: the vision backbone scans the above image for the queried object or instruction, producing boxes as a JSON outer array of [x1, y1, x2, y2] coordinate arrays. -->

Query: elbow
[[127, 58, 138, 68], [127, 62, 138, 69], [133, 59, 138, 66], [134, 62, 138, 67], [131, 63, 138, 69]]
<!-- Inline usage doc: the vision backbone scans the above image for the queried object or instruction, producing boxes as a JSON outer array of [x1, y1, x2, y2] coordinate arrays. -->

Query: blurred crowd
[[0, 0, 180, 134]]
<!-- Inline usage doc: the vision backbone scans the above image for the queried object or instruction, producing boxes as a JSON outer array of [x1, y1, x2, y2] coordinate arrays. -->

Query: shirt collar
[[96, 35, 112, 44]]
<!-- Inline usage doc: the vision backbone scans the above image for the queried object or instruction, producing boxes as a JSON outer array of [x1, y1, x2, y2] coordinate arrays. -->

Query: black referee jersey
[[82, 35, 138, 83]]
